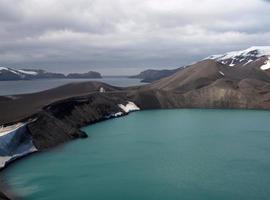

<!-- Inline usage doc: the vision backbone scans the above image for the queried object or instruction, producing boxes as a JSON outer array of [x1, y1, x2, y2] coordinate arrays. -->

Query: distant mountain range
[[0, 67, 102, 81], [131, 46, 270, 82]]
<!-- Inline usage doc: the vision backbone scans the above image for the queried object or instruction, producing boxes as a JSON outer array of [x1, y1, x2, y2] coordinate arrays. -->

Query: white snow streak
[[207, 46, 270, 61], [0, 67, 38, 76], [118, 101, 140, 113], [260, 59, 270, 70], [219, 71, 225, 76], [17, 69, 38, 75], [0, 123, 24, 137]]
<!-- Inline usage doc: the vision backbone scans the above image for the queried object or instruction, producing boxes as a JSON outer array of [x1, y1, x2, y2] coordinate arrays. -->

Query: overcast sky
[[0, 0, 270, 75]]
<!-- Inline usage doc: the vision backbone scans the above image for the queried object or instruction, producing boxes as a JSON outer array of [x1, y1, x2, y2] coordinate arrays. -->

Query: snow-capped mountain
[[0, 67, 38, 80], [0, 67, 103, 81], [0, 67, 39, 75], [207, 46, 270, 70], [0, 67, 65, 80]]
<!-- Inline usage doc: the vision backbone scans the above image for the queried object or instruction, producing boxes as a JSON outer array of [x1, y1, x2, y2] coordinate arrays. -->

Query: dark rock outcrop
[[0, 191, 10, 200]]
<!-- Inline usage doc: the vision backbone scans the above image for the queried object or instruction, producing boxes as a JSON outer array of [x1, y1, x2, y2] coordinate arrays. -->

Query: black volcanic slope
[[0, 191, 10, 200]]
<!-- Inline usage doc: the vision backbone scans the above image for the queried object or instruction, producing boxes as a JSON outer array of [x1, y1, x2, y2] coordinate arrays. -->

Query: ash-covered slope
[[0, 81, 122, 125], [148, 59, 270, 91], [130, 46, 270, 83], [141, 57, 270, 109], [129, 68, 179, 83]]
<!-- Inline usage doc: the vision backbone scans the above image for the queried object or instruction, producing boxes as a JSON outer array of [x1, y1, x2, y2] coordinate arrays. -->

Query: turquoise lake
[[3, 109, 270, 200]]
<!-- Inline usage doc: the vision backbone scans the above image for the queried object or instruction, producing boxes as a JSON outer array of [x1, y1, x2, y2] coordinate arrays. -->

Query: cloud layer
[[0, 0, 270, 75]]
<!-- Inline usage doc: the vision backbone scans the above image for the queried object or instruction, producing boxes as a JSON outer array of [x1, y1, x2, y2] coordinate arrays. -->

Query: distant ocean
[[0, 77, 145, 96]]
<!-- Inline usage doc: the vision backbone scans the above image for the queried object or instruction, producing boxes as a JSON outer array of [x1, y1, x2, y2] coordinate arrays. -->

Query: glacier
[[0, 123, 37, 169]]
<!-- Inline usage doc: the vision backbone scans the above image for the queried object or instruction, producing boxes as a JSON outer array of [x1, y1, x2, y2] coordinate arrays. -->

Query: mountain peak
[[206, 46, 270, 67]]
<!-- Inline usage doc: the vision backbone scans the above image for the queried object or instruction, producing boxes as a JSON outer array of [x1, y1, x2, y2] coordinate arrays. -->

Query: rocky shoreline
[[0, 83, 143, 199]]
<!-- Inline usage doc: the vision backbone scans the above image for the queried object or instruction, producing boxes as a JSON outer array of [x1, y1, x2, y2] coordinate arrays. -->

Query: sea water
[[0, 77, 144, 95]]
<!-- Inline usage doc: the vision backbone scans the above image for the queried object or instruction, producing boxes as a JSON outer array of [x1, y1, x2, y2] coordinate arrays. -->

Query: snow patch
[[0, 146, 37, 168], [260, 59, 270, 70], [206, 46, 270, 67], [0, 67, 38, 76], [243, 59, 254, 66], [207, 46, 270, 60], [219, 71, 225, 76], [18, 69, 38, 75], [0, 67, 8, 71], [0, 123, 25, 137], [0, 157, 10, 168], [114, 112, 123, 117], [118, 101, 140, 113], [8, 69, 19, 75], [0, 67, 20, 76], [104, 112, 123, 119]]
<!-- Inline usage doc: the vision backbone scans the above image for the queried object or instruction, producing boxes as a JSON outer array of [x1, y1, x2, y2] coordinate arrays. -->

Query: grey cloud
[[0, 0, 270, 75]]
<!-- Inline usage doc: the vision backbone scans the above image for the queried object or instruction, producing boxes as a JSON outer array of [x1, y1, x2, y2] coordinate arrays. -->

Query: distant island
[[67, 71, 102, 79], [0, 67, 102, 81]]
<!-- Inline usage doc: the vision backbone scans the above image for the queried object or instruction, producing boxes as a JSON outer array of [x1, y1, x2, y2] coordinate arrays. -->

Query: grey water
[[0, 77, 144, 96], [3, 109, 270, 200]]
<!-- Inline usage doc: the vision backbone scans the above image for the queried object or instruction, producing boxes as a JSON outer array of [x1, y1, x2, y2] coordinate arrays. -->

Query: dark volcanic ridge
[[0, 46, 270, 199]]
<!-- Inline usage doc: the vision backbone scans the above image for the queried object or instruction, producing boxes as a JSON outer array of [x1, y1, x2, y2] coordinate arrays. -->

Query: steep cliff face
[[26, 91, 140, 150]]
